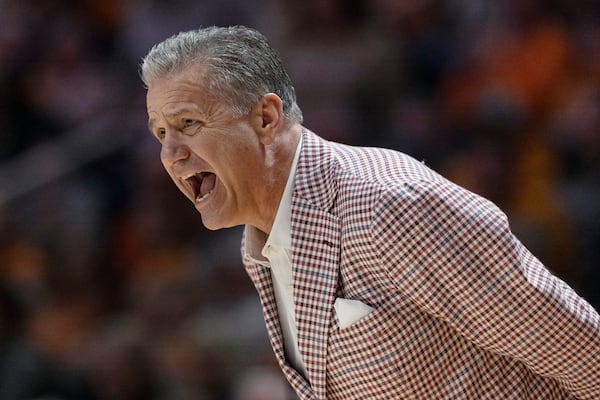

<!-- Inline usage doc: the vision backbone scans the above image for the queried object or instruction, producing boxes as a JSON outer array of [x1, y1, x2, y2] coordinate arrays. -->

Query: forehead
[[146, 69, 204, 109], [146, 70, 213, 125]]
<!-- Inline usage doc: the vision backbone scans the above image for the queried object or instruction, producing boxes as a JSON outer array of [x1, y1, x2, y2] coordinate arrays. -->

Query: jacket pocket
[[334, 297, 376, 329]]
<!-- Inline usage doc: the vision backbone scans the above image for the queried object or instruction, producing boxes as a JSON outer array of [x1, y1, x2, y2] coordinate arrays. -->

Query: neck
[[254, 124, 302, 234]]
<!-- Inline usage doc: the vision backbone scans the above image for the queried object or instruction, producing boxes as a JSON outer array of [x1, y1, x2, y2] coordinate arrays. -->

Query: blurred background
[[0, 0, 598, 399]]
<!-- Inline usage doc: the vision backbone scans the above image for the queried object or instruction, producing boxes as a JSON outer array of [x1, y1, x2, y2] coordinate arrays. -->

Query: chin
[[201, 223, 223, 231], [199, 218, 222, 231], [199, 214, 236, 231]]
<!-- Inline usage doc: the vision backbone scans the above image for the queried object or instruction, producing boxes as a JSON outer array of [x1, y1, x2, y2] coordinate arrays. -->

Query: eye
[[183, 119, 197, 128], [182, 119, 203, 135], [155, 128, 166, 140]]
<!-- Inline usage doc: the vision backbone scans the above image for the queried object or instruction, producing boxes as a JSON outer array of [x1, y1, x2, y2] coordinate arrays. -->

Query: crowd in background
[[0, 0, 599, 399]]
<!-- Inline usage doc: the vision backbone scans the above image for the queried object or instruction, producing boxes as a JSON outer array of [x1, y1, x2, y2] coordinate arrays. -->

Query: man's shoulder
[[297, 130, 452, 215], [328, 140, 443, 190], [300, 130, 431, 178]]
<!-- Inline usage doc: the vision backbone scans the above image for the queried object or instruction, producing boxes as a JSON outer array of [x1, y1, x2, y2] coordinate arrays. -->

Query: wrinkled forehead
[[145, 67, 210, 108]]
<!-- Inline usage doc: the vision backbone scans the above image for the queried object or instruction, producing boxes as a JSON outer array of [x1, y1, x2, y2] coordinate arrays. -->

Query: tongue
[[200, 173, 216, 196]]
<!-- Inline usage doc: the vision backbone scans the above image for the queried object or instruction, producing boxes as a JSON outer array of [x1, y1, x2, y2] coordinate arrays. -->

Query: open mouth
[[183, 172, 216, 203]]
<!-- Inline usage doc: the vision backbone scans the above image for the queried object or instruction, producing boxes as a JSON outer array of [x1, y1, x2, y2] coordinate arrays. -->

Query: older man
[[142, 26, 599, 399]]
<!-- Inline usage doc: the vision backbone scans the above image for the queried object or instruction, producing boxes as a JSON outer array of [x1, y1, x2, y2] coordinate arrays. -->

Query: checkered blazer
[[242, 129, 600, 399]]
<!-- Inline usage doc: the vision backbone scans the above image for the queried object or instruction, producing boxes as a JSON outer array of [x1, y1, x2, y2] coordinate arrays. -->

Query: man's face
[[146, 70, 266, 230]]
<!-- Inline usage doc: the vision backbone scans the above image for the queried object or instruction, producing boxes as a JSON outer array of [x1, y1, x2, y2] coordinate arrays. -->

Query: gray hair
[[140, 26, 303, 123]]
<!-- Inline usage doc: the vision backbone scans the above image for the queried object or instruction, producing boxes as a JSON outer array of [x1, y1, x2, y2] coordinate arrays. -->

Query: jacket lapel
[[244, 260, 285, 363], [290, 130, 341, 399], [291, 200, 340, 399], [243, 230, 316, 397]]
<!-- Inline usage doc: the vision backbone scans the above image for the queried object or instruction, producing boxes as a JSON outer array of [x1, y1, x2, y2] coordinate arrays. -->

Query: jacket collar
[[293, 128, 339, 213]]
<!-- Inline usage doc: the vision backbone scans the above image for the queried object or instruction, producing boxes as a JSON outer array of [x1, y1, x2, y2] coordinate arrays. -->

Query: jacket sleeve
[[370, 179, 600, 399]]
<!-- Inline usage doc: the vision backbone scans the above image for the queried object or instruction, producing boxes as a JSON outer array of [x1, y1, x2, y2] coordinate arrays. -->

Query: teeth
[[195, 190, 212, 203], [183, 171, 202, 180]]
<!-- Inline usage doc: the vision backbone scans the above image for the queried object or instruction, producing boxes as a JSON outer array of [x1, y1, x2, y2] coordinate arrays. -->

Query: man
[[142, 26, 599, 399]]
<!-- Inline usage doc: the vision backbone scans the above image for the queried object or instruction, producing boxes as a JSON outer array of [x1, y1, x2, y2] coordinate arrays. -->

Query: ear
[[253, 93, 284, 145]]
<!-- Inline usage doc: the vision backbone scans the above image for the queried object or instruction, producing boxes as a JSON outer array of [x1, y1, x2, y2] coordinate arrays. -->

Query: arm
[[370, 179, 600, 399]]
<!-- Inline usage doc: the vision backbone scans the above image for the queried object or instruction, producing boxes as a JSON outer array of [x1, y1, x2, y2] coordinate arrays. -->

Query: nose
[[160, 130, 190, 165]]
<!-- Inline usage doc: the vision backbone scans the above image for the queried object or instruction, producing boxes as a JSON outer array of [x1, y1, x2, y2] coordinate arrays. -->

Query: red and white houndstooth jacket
[[242, 129, 600, 400]]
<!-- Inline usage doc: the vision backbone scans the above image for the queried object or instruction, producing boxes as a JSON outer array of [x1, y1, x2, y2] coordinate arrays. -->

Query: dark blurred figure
[[0, 283, 97, 400]]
